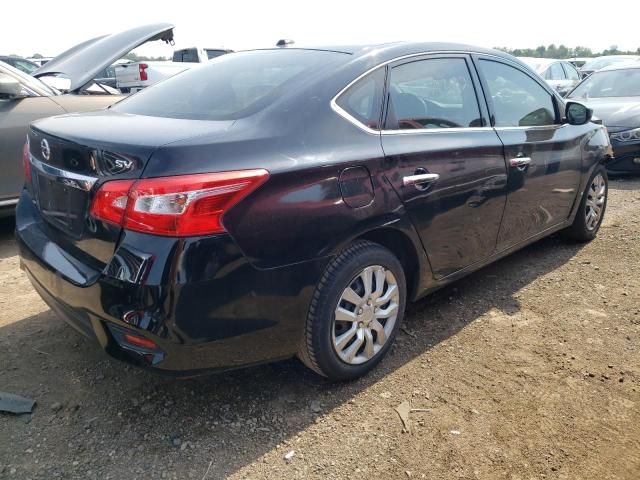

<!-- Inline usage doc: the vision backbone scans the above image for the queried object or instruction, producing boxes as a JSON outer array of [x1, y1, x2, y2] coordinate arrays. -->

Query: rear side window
[[479, 60, 556, 127], [385, 58, 482, 130], [545, 63, 565, 80], [115, 49, 347, 121], [335, 68, 385, 130], [562, 62, 580, 81]]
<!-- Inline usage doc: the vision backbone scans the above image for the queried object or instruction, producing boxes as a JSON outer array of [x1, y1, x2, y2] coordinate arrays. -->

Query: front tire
[[563, 165, 608, 242], [298, 241, 406, 381]]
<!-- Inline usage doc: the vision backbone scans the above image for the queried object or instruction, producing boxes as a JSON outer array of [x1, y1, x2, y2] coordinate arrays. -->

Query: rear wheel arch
[[352, 227, 423, 301]]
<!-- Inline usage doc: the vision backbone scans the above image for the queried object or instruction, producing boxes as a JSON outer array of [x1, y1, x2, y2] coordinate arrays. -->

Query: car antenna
[[276, 39, 294, 48]]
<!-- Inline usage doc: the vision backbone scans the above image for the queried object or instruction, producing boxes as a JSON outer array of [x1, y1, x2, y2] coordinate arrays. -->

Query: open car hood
[[33, 23, 174, 93]]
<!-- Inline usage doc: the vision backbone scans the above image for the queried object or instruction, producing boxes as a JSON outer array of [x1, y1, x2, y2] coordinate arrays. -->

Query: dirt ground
[[0, 178, 639, 480]]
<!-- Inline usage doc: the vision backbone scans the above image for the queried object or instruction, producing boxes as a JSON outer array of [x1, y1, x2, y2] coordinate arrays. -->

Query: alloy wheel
[[332, 265, 400, 365], [585, 173, 606, 231]]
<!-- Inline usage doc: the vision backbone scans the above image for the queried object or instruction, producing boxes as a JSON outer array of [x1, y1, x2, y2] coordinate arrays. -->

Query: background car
[[567, 62, 640, 174], [518, 57, 581, 96], [0, 55, 39, 74], [27, 57, 53, 67], [16, 43, 611, 380], [94, 59, 133, 90], [0, 23, 176, 216], [580, 55, 640, 77], [567, 57, 591, 69]]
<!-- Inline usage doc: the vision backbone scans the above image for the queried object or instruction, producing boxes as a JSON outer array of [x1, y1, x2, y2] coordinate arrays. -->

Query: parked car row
[[567, 62, 640, 174], [518, 57, 582, 96]]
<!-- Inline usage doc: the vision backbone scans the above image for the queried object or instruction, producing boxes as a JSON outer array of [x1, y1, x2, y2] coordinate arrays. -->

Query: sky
[[3, 0, 640, 58]]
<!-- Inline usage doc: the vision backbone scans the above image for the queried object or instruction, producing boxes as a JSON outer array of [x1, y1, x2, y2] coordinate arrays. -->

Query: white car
[[115, 47, 232, 93], [518, 58, 582, 97]]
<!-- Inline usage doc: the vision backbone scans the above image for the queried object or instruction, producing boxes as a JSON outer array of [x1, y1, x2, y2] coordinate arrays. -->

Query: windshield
[[568, 68, 640, 98], [582, 57, 637, 71], [113, 49, 348, 120]]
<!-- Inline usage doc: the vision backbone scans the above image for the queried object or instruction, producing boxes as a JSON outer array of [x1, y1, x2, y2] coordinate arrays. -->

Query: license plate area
[[33, 169, 90, 237]]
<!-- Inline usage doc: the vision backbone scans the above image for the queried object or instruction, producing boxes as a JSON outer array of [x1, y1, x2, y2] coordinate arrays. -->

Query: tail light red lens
[[139, 63, 148, 81], [89, 170, 269, 237], [22, 140, 31, 183], [90, 179, 135, 225], [123, 333, 158, 350]]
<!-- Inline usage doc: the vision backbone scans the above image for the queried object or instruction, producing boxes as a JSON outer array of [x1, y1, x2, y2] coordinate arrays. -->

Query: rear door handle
[[403, 173, 440, 188], [509, 157, 532, 168]]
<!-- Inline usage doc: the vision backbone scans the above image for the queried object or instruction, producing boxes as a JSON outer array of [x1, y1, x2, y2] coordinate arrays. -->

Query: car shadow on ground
[[0, 215, 587, 477]]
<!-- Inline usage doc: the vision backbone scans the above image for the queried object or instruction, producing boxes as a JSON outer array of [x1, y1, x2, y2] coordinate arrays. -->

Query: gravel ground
[[1, 178, 639, 480]]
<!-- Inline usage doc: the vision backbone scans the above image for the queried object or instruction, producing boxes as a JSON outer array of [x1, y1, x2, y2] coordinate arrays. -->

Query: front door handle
[[509, 157, 532, 168], [403, 173, 440, 188]]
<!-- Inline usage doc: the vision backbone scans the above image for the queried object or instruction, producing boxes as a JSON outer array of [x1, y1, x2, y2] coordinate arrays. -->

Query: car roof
[[265, 42, 522, 65]]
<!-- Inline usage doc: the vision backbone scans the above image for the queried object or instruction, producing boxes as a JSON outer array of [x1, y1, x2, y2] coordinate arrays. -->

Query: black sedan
[[16, 43, 612, 381], [567, 62, 640, 175]]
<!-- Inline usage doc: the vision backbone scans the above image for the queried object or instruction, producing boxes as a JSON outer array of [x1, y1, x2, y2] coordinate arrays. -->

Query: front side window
[[335, 68, 385, 130], [385, 58, 482, 130], [479, 60, 556, 127]]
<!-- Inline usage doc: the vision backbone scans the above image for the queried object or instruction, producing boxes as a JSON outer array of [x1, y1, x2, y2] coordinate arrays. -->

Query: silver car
[[0, 23, 174, 216], [518, 58, 582, 97]]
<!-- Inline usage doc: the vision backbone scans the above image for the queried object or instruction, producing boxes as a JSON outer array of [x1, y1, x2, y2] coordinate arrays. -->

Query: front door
[[474, 57, 583, 250], [381, 55, 508, 279], [0, 96, 64, 202]]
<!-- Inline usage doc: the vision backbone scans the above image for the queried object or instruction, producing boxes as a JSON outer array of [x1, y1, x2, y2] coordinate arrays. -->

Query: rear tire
[[563, 165, 608, 242], [298, 241, 406, 381]]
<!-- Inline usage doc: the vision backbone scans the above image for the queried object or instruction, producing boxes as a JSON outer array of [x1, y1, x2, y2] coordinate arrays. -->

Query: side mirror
[[566, 101, 593, 125], [0, 74, 25, 98]]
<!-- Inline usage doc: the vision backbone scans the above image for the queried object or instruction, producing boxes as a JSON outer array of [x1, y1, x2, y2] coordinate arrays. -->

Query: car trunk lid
[[33, 23, 175, 93], [26, 111, 235, 270]]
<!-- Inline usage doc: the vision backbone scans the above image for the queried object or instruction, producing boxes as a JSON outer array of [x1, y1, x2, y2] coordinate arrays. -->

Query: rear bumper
[[16, 191, 329, 375]]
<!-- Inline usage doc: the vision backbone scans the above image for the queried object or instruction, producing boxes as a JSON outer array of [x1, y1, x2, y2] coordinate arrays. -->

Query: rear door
[[381, 54, 508, 279], [474, 56, 583, 250]]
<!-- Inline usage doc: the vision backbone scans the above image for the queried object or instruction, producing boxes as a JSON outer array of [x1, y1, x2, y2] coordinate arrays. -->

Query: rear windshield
[[568, 68, 640, 98], [114, 49, 348, 120]]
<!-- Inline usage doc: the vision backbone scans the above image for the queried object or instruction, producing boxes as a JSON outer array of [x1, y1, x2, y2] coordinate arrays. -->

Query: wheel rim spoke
[[360, 267, 374, 298], [375, 284, 398, 306], [371, 268, 386, 300], [370, 319, 387, 344], [335, 325, 358, 351], [342, 287, 364, 307], [335, 307, 357, 323], [363, 329, 375, 359], [375, 303, 398, 319], [343, 329, 364, 363]]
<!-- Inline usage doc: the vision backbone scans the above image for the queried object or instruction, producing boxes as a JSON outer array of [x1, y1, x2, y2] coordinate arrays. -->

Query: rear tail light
[[89, 170, 269, 237], [139, 63, 148, 81], [123, 333, 158, 350], [22, 139, 31, 183]]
